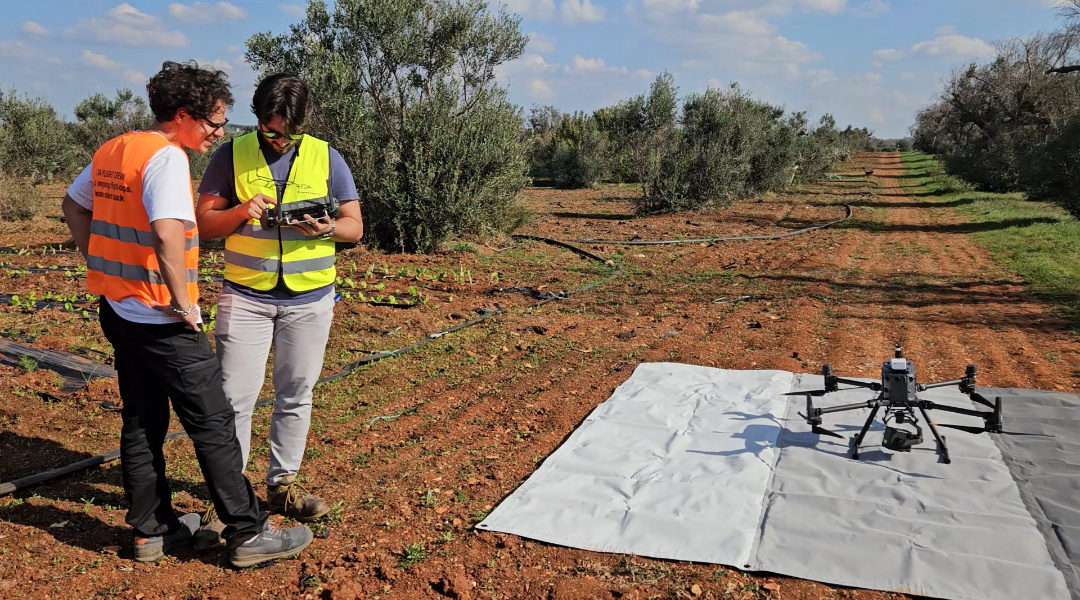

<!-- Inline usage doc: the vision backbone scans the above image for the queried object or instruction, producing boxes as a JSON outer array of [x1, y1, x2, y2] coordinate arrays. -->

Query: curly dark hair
[[146, 60, 234, 123], [251, 73, 311, 134]]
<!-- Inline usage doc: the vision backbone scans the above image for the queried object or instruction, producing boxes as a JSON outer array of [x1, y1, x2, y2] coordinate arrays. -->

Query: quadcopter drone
[[786, 345, 1004, 464]]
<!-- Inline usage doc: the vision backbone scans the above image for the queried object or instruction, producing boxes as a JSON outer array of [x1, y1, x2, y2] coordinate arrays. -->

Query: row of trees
[[526, 75, 873, 213], [0, 87, 244, 184], [2, 0, 870, 251], [911, 0, 1080, 213]]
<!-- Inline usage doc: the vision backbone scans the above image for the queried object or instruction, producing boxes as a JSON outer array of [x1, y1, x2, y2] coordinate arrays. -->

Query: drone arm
[[832, 377, 881, 391], [920, 402, 987, 419], [917, 378, 964, 391], [817, 400, 876, 415]]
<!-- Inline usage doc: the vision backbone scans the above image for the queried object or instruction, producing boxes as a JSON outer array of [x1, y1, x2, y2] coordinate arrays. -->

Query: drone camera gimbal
[[787, 344, 1004, 464]]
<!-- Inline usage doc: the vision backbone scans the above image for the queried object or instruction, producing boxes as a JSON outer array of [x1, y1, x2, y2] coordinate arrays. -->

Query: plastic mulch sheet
[[479, 363, 1075, 600]]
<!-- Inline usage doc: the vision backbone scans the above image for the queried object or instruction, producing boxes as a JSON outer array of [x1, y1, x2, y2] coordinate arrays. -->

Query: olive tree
[[246, 0, 530, 252]]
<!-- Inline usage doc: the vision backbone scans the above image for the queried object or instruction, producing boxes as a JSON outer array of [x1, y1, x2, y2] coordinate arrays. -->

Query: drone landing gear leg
[[919, 406, 951, 464], [849, 406, 880, 460]]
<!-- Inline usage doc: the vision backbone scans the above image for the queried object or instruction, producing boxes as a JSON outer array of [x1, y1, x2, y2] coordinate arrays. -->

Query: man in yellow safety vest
[[193, 73, 363, 547]]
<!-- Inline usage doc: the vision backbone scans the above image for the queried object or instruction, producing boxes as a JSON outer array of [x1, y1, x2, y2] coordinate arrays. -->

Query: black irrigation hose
[[0, 193, 850, 496], [0, 234, 621, 497], [566, 204, 853, 245]]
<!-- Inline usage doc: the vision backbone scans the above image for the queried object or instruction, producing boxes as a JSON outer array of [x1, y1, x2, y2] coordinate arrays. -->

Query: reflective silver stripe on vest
[[282, 254, 334, 274], [238, 223, 312, 241], [224, 249, 279, 273], [90, 219, 198, 250], [86, 255, 199, 284], [224, 250, 334, 274]]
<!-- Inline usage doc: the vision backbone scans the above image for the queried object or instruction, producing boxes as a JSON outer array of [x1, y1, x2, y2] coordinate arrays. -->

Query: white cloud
[[522, 54, 552, 71], [900, 71, 916, 80], [199, 58, 233, 71], [566, 55, 628, 74], [527, 32, 556, 53], [911, 34, 994, 58], [502, 0, 556, 20], [528, 79, 555, 98], [560, 0, 605, 23], [798, 0, 846, 12], [626, 4, 822, 78], [868, 106, 886, 124], [934, 25, 956, 36], [280, 3, 305, 17], [65, 3, 188, 47], [80, 49, 146, 85], [851, 0, 888, 17], [636, 69, 653, 78], [806, 68, 838, 86], [682, 59, 710, 69], [168, 2, 246, 22], [80, 49, 123, 70], [872, 48, 904, 61], [870, 31, 994, 63], [640, 0, 701, 18], [21, 21, 48, 36]]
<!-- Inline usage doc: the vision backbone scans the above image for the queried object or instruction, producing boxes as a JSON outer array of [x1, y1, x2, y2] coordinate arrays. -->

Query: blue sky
[[0, 0, 1067, 137]]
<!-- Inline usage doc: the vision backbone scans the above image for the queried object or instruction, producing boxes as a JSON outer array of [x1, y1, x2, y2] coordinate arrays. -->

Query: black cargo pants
[[99, 300, 265, 547]]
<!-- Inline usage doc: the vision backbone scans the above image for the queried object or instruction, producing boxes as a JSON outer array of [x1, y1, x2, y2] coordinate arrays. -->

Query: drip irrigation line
[[0, 233, 619, 497], [0, 198, 843, 495], [564, 204, 853, 246]]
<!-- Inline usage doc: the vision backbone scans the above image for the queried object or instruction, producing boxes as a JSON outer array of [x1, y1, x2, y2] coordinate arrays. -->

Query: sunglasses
[[259, 127, 304, 141]]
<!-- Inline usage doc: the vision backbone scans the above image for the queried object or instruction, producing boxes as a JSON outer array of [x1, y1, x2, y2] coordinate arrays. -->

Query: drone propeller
[[933, 423, 1051, 437], [784, 389, 829, 397], [811, 426, 847, 440], [933, 423, 988, 435]]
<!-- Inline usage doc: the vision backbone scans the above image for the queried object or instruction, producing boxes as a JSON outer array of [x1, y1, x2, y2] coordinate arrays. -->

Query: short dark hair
[[251, 74, 311, 134], [146, 60, 233, 123]]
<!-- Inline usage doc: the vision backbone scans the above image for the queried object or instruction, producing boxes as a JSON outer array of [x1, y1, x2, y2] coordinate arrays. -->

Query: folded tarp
[[479, 363, 1076, 600]]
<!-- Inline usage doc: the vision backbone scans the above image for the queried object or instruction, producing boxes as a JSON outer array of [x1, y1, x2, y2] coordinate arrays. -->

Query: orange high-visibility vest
[[85, 131, 200, 308]]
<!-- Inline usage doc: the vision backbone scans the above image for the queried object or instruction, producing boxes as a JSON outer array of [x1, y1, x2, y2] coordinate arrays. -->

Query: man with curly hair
[[61, 61, 312, 567]]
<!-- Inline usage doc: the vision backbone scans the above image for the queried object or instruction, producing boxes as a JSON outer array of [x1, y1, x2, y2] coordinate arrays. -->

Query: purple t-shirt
[[198, 136, 359, 306]]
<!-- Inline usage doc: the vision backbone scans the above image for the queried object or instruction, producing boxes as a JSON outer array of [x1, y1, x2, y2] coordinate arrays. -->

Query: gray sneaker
[[133, 513, 200, 563], [229, 521, 313, 568], [193, 504, 226, 551]]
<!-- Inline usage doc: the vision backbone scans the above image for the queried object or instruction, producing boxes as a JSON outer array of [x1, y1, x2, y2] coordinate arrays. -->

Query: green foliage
[[0, 89, 82, 183], [911, 24, 1080, 215], [0, 180, 46, 220], [593, 76, 865, 214], [70, 89, 154, 162], [246, 0, 531, 252], [400, 542, 426, 568]]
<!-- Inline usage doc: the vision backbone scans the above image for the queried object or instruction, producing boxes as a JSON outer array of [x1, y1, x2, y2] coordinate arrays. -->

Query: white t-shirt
[[68, 140, 201, 325]]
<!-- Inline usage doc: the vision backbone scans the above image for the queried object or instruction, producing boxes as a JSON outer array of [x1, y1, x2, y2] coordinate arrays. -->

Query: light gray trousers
[[214, 290, 334, 486]]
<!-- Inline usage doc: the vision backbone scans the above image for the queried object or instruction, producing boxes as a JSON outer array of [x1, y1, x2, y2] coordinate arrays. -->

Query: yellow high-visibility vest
[[224, 132, 335, 292]]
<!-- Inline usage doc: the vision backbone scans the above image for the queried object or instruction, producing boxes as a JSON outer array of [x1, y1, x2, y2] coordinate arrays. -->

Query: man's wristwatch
[[320, 220, 336, 240], [171, 303, 197, 316]]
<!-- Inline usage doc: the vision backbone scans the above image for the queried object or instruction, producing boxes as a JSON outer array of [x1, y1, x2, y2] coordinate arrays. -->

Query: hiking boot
[[229, 520, 313, 568], [266, 477, 330, 522], [193, 504, 226, 551], [133, 512, 200, 563]]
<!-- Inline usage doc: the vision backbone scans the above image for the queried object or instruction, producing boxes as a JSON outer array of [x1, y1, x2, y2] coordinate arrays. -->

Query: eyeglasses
[[198, 115, 229, 132], [259, 126, 304, 141]]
